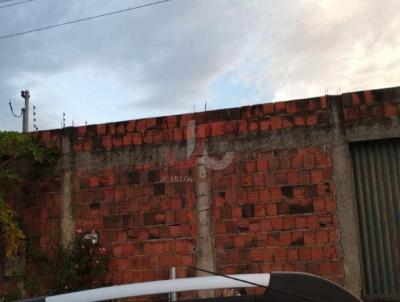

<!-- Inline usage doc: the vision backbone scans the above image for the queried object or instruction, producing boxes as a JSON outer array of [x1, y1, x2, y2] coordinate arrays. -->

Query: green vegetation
[[0, 131, 56, 257], [25, 230, 110, 296]]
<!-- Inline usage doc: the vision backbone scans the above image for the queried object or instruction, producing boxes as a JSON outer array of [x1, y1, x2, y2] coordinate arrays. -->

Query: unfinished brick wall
[[212, 146, 341, 281], [2, 86, 399, 299]]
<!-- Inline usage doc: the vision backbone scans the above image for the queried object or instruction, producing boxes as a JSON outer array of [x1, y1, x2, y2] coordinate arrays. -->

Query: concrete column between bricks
[[329, 96, 362, 296], [195, 163, 216, 298], [60, 131, 75, 250]]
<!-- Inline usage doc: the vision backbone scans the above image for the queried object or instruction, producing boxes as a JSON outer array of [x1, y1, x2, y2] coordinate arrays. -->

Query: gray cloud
[[0, 0, 399, 131]]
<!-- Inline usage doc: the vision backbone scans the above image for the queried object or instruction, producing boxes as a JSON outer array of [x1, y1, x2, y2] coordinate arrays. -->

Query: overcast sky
[[0, 0, 399, 131]]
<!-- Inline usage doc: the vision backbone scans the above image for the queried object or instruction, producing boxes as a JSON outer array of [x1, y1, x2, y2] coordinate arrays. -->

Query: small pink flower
[[76, 228, 83, 234], [91, 229, 96, 235]]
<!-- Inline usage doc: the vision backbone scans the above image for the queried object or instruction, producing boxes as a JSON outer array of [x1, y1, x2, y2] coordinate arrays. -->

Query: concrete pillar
[[195, 163, 215, 298], [60, 130, 75, 250], [328, 96, 362, 296]]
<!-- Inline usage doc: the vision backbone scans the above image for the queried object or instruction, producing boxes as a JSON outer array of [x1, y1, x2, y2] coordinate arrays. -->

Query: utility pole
[[21, 90, 30, 133]]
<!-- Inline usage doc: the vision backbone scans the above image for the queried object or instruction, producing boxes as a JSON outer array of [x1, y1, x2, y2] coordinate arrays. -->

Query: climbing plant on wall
[[0, 131, 57, 257]]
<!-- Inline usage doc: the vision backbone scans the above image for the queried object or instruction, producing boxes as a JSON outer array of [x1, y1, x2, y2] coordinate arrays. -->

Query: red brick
[[384, 103, 397, 117], [322, 245, 336, 260], [154, 241, 165, 254], [82, 140, 93, 151], [173, 128, 184, 142], [112, 136, 122, 148], [97, 124, 106, 135], [152, 130, 163, 143], [270, 187, 281, 201], [268, 158, 280, 170], [282, 116, 294, 128], [167, 116, 177, 128], [287, 248, 299, 261], [306, 114, 318, 125], [309, 99, 320, 111], [248, 121, 258, 132], [246, 161, 256, 173], [266, 203, 277, 216], [102, 135, 112, 150], [126, 121, 136, 132], [293, 186, 305, 199], [197, 125, 210, 138], [315, 153, 327, 166], [211, 122, 226, 136], [274, 101, 286, 113], [286, 171, 298, 184], [132, 133, 142, 145], [115, 258, 130, 270], [241, 175, 253, 187], [232, 207, 242, 219], [122, 134, 132, 146], [325, 200, 336, 212], [311, 247, 323, 260], [271, 217, 283, 230], [77, 126, 86, 137], [299, 247, 311, 260], [259, 188, 270, 201], [304, 232, 316, 244], [142, 131, 151, 144], [238, 120, 248, 133], [263, 103, 274, 115], [310, 169, 323, 183], [294, 114, 305, 126], [116, 123, 126, 135], [89, 176, 99, 188], [364, 91, 374, 104], [313, 199, 325, 212], [107, 123, 116, 135], [351, 93, 361, 106], [247, 190, 259, 202], [283, 217, 294, 230], [316, 230, 329, 243], [271, 116, 282, 129], [179, 114, 194, 126], [113, 245, 123, 257], [114, 188, 125, 201], [320, 96, 328, 109], [307, 215, 319, 229], [252, 173, 263, 186], [136, 120, 147, 131], [280, 232, 291, 245], [259, 119, 271, 131], [146, 118, 156, 129], [256, 159, 268, 171], [286, 101, 298, 114]]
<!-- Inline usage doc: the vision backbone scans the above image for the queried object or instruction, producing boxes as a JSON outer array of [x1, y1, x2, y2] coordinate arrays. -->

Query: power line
[[0, 0, 37, 9], [0, 0, 172, 40], [0, 0, 22, 3]]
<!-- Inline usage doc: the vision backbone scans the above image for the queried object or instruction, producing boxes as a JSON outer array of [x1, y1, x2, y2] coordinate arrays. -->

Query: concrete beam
[[328, 96, 362, 296], [194, 163, 215, 298], [60, 130, 75, 250]]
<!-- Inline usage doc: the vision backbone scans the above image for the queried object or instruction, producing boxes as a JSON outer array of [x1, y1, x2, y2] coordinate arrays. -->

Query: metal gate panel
[[351, 139, 400, 301]]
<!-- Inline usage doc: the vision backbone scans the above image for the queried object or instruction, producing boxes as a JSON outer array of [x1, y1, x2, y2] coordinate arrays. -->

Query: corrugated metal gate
[[351, 139, 400, 301]]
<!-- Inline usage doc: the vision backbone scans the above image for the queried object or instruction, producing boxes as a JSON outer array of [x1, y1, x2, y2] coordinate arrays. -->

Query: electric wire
[[0, 0, 172, 40], [0, 0, 37, 9], [0, 0, 23, 3]]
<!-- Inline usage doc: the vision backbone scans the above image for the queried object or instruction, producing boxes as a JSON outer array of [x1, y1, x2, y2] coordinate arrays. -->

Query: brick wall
[[2, 86, 399, 299]]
